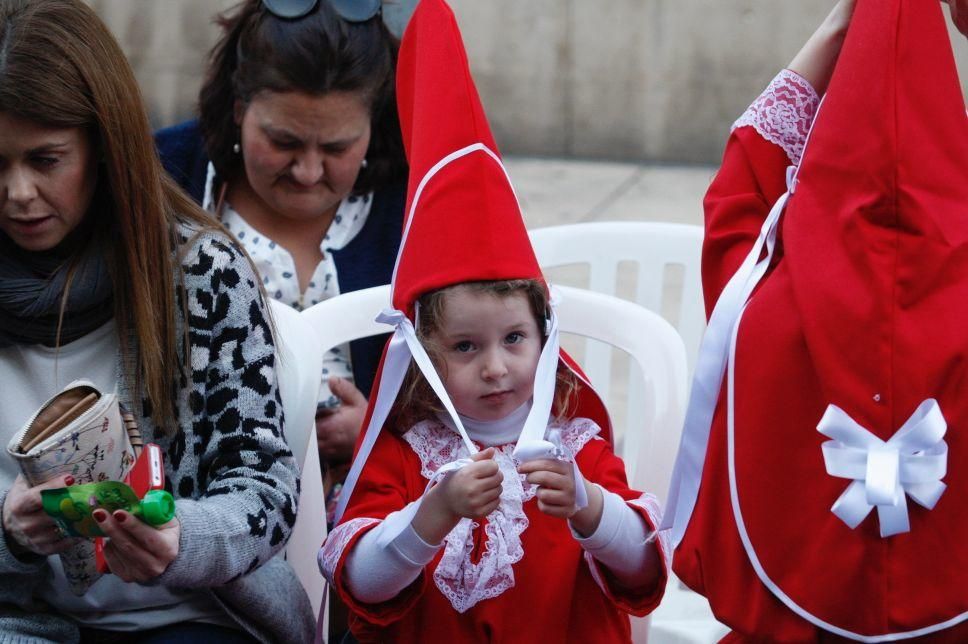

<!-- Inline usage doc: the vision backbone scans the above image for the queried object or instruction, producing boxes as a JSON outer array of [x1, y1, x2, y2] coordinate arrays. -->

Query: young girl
[[319, 0, 668, 640]]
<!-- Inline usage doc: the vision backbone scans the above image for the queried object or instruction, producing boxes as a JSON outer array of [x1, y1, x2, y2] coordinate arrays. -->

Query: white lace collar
[[435, 401, 531, 447], [402, 416, 601, 613]]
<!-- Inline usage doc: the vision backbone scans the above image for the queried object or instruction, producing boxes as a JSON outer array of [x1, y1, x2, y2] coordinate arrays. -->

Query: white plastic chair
[[530, 224, 727, 643], [298, 286, 393, 636], [529, 221, 705, 378], [267, 299, 328, 620], [300, 285, 686, 495]]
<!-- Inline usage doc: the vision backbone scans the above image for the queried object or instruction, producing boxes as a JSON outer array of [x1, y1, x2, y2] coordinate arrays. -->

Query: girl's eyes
[[453, 341, 474, 353], [505, 332, 524, 345]]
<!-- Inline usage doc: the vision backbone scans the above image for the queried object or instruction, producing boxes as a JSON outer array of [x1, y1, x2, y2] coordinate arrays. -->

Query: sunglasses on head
[[262, 0, 382, 22]]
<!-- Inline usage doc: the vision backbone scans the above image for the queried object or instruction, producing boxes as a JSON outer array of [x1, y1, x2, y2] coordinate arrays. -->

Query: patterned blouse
[[203, 164, 372, 407]]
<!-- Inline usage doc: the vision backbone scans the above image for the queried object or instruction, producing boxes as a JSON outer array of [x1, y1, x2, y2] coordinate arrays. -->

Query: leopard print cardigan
[[0, 227, 313, 643]]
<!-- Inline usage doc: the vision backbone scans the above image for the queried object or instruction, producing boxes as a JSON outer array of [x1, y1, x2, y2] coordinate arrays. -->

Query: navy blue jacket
[[156, 120, 403, 398]]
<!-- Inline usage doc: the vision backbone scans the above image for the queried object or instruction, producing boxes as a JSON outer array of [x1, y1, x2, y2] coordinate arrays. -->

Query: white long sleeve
[[343, 504, 443, 604], [570, 485, 658, 587]]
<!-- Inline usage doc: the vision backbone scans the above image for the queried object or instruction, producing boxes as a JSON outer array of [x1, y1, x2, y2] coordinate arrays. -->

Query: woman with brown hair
[[0, 0, 311, 641], [156, 0, 408, 520]]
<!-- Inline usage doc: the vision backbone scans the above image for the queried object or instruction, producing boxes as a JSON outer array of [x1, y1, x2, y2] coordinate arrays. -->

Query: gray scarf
[[0, 233, 114, 347]]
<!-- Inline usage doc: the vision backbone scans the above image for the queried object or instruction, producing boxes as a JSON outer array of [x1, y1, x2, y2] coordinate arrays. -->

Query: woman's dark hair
[[198, 0, 407, 194]]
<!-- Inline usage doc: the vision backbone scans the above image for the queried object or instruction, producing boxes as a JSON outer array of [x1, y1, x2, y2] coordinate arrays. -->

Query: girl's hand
[[439, 448, 503, 520], [518, 458, 579, 518], [413, 448, 503, 545], [518, 459, 605, 537], [2, 474, 79, 556], [94, 508, 180, 583], [315, 377, 367, 465]]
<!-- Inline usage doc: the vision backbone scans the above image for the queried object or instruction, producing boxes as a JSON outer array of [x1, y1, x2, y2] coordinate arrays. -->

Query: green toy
[[42, 482, 175, 538]]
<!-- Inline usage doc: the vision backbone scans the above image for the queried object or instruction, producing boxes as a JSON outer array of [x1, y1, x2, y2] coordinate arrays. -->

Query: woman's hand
[[315, 377, 367, 465], [518, 459, 605, 536], [2, 474, 78, 556], [412, 448, 503, 545], [94, 508, 180, 583], [946, 0, 968, 37], [788, 0, 857, 95]]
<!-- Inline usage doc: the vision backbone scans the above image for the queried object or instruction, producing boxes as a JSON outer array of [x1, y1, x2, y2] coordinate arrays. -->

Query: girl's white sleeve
[[343, 503, 443, 604], [570, 485, 659, 586]]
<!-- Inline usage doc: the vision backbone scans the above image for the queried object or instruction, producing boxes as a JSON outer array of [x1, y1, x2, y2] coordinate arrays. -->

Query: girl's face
[[235, 90, 371, 222], [0, 113, 97, 252], [432, 288, 543, 422]]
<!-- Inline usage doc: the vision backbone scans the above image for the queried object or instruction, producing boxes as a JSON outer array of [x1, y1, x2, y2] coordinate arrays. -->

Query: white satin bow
[[817, 399, 948, 538]]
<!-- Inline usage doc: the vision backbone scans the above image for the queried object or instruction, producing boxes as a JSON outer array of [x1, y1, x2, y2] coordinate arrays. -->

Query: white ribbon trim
[[663, 95, 829, 543], [817, 400, 948, 538], [391, 143, 518, 296], [661, 163, 792, 543]]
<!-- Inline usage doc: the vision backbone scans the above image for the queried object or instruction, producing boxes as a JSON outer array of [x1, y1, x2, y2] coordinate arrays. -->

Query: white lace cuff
[[732, 69, 820, 165]]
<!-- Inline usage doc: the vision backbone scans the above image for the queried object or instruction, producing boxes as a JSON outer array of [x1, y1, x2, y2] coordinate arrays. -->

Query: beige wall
[[90, 0, 968, 164]]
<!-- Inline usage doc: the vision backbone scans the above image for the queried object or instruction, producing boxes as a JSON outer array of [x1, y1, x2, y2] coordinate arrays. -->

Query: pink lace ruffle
[[318, 517, 380, 585], [402, 417, 600, 612], [732, 69, 820, 165]]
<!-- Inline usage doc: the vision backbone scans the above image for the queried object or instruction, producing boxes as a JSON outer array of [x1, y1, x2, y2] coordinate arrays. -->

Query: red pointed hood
[[334, 0, 615, 526], [391, 0, 541, 319], [783, 0, 968, 432]]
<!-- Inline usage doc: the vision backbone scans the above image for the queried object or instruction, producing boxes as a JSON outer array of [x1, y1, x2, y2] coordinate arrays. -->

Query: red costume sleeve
[[320, 431, 431, 627], [702, 70, 820, 313]]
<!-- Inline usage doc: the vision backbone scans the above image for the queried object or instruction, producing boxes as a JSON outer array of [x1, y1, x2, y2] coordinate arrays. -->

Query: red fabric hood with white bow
[[667, 0, 968, 638]]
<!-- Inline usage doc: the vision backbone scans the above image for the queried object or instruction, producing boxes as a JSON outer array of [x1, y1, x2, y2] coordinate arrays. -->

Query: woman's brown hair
[[393, 280, 580, 431], [198, 0, 407, 195], [0, 0, 218, 431]]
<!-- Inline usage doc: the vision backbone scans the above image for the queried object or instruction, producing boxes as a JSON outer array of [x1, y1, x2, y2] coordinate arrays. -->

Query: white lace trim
[[732, 69, 820, 165], [585, 492, 668, 597], [402, 417, 601, 612], [319, 517, 380, 585]]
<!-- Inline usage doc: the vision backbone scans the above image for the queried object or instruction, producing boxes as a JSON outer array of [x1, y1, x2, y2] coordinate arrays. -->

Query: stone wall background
[[88, 0, 968, 164]]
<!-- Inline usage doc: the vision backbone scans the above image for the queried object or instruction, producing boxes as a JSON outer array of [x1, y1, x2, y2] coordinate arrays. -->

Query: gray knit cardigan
[[0, 228, 314, 643]]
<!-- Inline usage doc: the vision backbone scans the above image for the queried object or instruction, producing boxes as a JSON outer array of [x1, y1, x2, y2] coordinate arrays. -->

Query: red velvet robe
[[674, 65, 968, 642], [321, 419, 668, 643]]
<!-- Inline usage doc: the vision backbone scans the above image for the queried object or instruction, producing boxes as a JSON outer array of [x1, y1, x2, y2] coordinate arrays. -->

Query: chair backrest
[[298, 285, 688, 642], [300, 284, 687, 499], [529, 221, 705, 379], [269, 299, 324, 467], [267, 299, 327, 619], [301, 285, 393, 354], [554, 285, 687, 498]]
